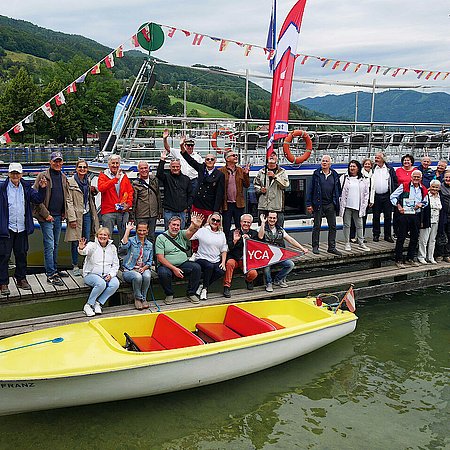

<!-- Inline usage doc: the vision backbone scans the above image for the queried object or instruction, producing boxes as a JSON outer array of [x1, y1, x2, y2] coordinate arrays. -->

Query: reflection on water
[[0, 287, 448, 449]]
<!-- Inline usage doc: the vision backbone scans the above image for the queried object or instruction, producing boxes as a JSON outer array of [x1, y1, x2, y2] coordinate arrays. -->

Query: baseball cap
[[185, 139, 195, 146], [8, 162, 23, 173], [50, 151, 63, 161]]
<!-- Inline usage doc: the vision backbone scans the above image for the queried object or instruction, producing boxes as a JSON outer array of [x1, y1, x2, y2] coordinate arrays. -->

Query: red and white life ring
[[283, 129, 313, 164], [211, 127, 234, 154]]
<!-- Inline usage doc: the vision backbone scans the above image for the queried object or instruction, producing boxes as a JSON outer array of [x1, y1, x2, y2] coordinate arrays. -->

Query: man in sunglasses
[[163, 129, 203, 194], [219, 150, 251, 237]]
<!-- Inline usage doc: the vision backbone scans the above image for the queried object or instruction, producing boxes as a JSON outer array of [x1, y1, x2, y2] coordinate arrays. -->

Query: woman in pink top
[[396, 154, 415, 185]]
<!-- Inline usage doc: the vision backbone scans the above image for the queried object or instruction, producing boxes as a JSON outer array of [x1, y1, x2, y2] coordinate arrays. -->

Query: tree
[[171, 101, 184, 116]]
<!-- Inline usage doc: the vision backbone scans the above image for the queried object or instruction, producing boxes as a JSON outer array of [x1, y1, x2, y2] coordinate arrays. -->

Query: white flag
[[41, 102, 54, 118]]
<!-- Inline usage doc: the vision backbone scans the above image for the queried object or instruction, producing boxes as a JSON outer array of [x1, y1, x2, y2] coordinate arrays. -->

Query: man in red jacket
[[98, 155, 134, 240]]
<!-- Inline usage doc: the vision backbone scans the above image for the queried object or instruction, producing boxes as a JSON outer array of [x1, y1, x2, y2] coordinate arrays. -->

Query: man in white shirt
[[371, 152, 397, 243]]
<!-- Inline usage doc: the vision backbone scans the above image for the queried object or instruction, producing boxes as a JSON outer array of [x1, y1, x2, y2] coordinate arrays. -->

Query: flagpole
[[334, 284, 354, 314]]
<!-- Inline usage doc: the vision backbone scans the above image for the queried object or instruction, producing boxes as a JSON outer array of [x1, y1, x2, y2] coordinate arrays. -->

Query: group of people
[[306, 152, 450, 268], [1, 139, 449, 315]]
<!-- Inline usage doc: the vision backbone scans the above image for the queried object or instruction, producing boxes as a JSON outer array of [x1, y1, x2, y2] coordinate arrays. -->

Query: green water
[[0, 288, 448, 450]]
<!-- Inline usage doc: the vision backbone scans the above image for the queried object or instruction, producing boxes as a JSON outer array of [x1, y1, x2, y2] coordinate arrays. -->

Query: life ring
[[283, 130, 313, 164], [211, 127, 234, 154]]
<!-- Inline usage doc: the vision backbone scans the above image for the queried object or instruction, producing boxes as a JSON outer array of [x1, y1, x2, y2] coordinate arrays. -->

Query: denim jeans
[[264, 259, 294, 284], [83, 273, 120, 306], [196, 258, 225, 288], [122, 269, 151, 301], [40, 215, 62, 277], [71, 213, 92, 266], [157, 261, 201, 296], [101, 212, 128, 240], [163, 210, 187, 229]]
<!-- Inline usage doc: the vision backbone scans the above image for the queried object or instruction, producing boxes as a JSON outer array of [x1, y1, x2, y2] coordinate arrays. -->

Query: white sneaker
[[94, 301, 103, 314], [83, 303, 95, 317], [359, 243, 371, 251], [345, 243, 352, 251], [200, 288, 208, 300], [195, 284, 203, 296], [265, 283, 273, 292], [274, 279, 289, 288], [418, 258, 428, 265], [72, 265, 82, 277]]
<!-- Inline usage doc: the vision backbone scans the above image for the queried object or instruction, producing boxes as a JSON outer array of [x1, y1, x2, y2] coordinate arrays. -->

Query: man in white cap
[[0, 163, 47, 295], [33, 151, 69, 286]]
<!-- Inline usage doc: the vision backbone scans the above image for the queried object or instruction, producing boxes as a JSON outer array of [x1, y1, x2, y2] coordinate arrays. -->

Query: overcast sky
[[4, 0, 450, 99]]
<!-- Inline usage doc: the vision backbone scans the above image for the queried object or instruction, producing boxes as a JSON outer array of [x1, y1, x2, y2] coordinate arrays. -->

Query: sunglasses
[[227, 154, 237, 157], [205, 158, 216, 162], [211, 218, 221, 223], [185, 144, 194, 147], [77, 166, 88, 169]]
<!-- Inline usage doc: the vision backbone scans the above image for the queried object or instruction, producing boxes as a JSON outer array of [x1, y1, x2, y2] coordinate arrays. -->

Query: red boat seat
[[261, 318, 284, 329], [196, 305, 277, 342], [124, 314, 204, 352]]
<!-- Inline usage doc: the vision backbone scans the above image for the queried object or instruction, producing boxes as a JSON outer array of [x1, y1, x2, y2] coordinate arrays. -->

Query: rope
[[0, 337, 64, 354]]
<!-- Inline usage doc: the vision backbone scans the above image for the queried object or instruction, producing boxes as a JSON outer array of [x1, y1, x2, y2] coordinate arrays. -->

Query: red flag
[[243, 238, 304, 273], [13, 122, 24, 134], [354, 63, 362, 72], [141, 26, 151, 42], [167, 27, 176, 38], [219, 39, 229, 51], [343, 286, 356, 312], [300, 55, 309, 65], [1, 132, 11, 144], [131, 34, 139, 47], [244, 44, 252, 56], [332, 60, 341, 70], [105, 54, 115, 68], [67, 82, 77, 94], [181, 30, 191, 37], [267, 0, 308, 158], [41, 102, 54, 118], [192, 33, 204, 45], [115, 45, 124, 58], [55, 91, 66, 106], [342, 62, 351, 71], [425, 71, 434, 80], [91, 64, 100, 75]]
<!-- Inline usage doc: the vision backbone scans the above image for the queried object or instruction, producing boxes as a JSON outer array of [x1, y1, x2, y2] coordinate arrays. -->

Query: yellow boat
[[0, 298, 357, 416]]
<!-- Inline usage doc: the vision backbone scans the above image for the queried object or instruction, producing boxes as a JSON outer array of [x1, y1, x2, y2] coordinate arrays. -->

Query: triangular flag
[[67, 82, 77, 94], [354, 63, 362, 72], [105, 54, 115, 69], [167, 27, 176, 38], [219, 39, 229, 51], [425, 71, 434, 80], [24, 114, 34, 124], [55, 91, 66, 106], [13, 122, 24, 134], [41, 102, 54, 118], [131, 34, 139, 47], [141, 26, 151, 42], [383, 67, 391, 75], [181, 30, 191, 37], [1, 132, 11, 144], [367, 65, 374, 73], [244, 44, 252, 56], [332, 60, 341, 70], [115, 45, 124, 58], [443, 73, 450, 80], [243, 238, 304, 273], [433, 72, 441, 80], [343, 286, 356, 312], [342, 62, 351, 71], [76, 73, 87, 83], [91, 64, 100, 75], [391, 68, 401, 77], [192, 33, 204, 45], [300, 55, 309, 65]]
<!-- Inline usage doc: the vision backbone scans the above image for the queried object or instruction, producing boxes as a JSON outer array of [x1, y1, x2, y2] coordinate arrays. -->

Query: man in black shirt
[[157, 149, 193, 229]]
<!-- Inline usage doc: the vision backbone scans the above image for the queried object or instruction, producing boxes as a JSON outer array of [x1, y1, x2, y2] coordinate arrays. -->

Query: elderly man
[[0, 163, 47, 295], [219, 150, 250, 237], [33, 151, 69, 286], [163, 129, 203, 193], [435, 159, 448, 182], [157, 149, 193, 229], [390, 170, 428, 268], [254, 153, 289, 227], [306, 155, 342, 256], [131, 160, 161, 243], [417, 156, 434, 188], [155, 212, 203, 304], [371, 152, 398, 242], [223, 213, 259, 298], [98, 155, 134, 240]]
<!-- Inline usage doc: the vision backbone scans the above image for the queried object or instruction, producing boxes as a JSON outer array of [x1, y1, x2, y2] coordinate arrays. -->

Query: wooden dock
[[1, 239, 450, 338]]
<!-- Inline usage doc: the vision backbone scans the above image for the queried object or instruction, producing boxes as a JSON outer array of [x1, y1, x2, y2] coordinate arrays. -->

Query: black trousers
[[395, 214, 419, 261], [312, 203, 337, 250], [0, 230, 29, 285], [372, 192, 393, 239]]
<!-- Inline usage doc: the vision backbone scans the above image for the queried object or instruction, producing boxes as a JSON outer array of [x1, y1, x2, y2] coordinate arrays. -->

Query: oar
[[0, 337, 64, 354]]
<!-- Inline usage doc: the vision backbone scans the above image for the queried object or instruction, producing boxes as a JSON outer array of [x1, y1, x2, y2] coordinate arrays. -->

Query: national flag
[[76, 73, 87, 83], [266, 0, 277, 71], [0, 132, 11, 144], [91, 64, 101, 75], [181, 30, 191, 37], [383, 67, 391, 75], [243, 239, 304, 273], [131, 34, 139, 47], [321, 58, 330, 67], [443, 73, 449, 80], [402, 69, 408, 75], [415, 70, 424, 79], [115, 45, 124, 58], [300, 55, 309, 65], [391, 68, 401, 77], [192, 33, 204, 45], [67, 82, 77, 94], [354, 63, 362, 72], [167, 27, 176, 38], [13, 122, 24, 134], [219, 39, 229, 51], [267, 0, 309, 158], [141, 25, 151, 42], [24, 114, 34, 124], [425, 71, 434, 80], [332, 60, 341, 70], [367, 65, 374, 73], [105, 53, 115, 69], [342, 62, 351, 71], [55, 91, 66, 106], [343, 286, 356, 312], [375, 66, 381, 74], [244, 44, 252, 56], [266, 49, 275, 61], [41, 102, 54, 118], [433, 72, 441, 80]]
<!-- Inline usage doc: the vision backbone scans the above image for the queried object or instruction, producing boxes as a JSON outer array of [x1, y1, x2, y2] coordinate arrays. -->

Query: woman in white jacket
[[340, 160, 371, 252], [78, 227, 120, 316]]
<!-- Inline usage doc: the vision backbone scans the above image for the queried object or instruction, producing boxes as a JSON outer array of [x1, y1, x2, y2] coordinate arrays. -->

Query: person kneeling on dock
[[155, 212, 203, 304], [390, 170, 428, 269], [120, 222, 153, 310], [258, 211, 308, 292], [78, 227, 120, 316], [0, 163, 47, 295]]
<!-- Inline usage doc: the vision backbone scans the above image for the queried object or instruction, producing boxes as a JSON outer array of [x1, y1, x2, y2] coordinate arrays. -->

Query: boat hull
[[0, 320, 355, 416]]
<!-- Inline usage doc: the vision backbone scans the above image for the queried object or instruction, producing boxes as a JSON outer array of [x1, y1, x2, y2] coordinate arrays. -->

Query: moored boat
[[0, 298, 357, 416]]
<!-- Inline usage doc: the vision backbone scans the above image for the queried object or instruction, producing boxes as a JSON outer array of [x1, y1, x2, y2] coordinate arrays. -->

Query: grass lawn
[[169, 96, 236, 119]]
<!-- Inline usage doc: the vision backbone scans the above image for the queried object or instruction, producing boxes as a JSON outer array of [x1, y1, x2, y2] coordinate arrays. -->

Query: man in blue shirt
[[0, 163, 47, 295]]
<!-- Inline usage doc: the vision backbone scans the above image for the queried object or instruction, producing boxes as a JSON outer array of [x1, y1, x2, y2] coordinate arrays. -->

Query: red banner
[[243, 238, 304, 273]]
